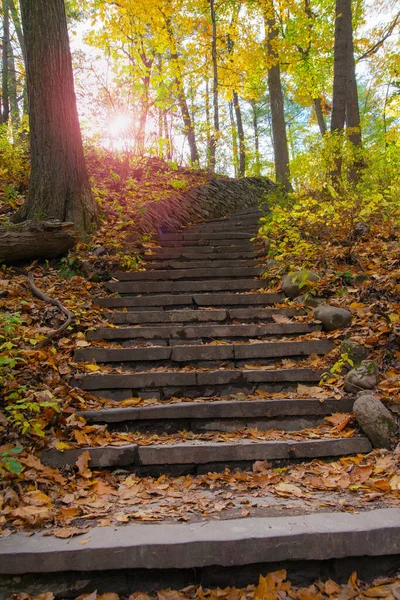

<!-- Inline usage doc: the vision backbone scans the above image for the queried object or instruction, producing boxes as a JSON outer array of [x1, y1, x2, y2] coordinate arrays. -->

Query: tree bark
[[314, 97, 327, 136], [0, 221, 76, 262], [228, 99, 239, 177], [251, 100, 261, 176], [331, 0, 350, 133], [264, 1, 291, 190], [1, 0, 10, 124], [209, 0, 219, 174], [7, 37, 19, 128], [233, 91, 245, 176], [14, 0, 97, 236]]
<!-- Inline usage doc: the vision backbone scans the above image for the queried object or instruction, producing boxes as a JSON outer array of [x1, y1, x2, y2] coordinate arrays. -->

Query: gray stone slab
[[233, 340, 333, 359], [146, 260, 259, 270], [159, 232, 253, 241], [112, 267, 262, 281], [2, 509, 398, 575], [79, 368, 321, 391], [75, 347, 172, 363], [105, 279, 264, 295], [158, 239, 254, 248], [87, 322, 318, 341], [95, 295, 194, 308], [42, 444, 138, 469], [147, 249, 260, 260], [108, 310, 228, 324], [80, 371, 198, 390], [171, 344, 235, 362], [78, 398, 355, 423], [228, 307, 302, 320], [193, 292, 283, 306], [138, 437, 372, 465]]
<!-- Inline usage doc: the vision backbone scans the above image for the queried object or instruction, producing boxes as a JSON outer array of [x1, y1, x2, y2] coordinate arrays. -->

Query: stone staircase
[[1, 207, 399, 598]]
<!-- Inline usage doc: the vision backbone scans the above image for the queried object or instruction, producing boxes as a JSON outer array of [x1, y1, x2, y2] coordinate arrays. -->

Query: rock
[[353, 273, 370, 285], [393, 326, 400, 346], [295, 294, 326, 308], [353, 395, 397, 449], [313, 305, 353, 331], [353, 222, 370, 239], [344, 360, 379, 393], [282, 270, 319, 299], [341, 338, 369, 366], [93, 245, 107, 256]]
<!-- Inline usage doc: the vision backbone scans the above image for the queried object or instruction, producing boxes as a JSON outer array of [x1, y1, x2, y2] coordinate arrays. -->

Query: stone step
[[112, 266, 263, 281], [2, 508, 397, 584], [105, 278, 266, 295], [87, 321, 320, 341], [75, 339, 333, 364], [145, 259, 260, 270], [96, 292, 284, 309], [107, 307, 302, 325], [77, 367, 324, 400], [146, 249, 261, 260], [79, 397, 355, 433], [159, 232, 254, 241], [156, 239, 255, 248], [41, 437, 372, 471]]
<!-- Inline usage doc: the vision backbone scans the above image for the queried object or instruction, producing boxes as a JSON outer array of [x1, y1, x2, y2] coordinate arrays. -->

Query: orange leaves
[[76, 451, 92, 479]]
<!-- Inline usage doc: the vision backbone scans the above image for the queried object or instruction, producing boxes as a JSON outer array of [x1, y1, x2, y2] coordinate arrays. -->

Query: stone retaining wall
[[136, 177, 274, 234]]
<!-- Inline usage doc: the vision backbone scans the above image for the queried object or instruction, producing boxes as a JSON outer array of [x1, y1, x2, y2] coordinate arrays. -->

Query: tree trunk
[[313, 97, 327, 136], [8, 39, 19, 128], [176, 86, 199, 164], [345, 4, 361, 147], [228, 99, 239, 177], [209, 0, 219, 174], [0, 221, 76, 262], [205, 78, 212, 169], [233, 91, 245, 176], [1, 0, 10, 124], [15, 0, 97, 236], [264, 1, 291, 190], [331, 0, 349, 133], [251, 100, 261, 176]]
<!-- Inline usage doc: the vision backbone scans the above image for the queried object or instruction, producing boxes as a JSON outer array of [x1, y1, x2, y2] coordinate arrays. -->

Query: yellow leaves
[[23, 490, 52, 507], [120, 397, 143, 406], [274, 483, 303, 497], [76, 451, 92, 479], [85, 363, 100, 372], [254, 570, 289, 600], [53, 526, 90, 539]]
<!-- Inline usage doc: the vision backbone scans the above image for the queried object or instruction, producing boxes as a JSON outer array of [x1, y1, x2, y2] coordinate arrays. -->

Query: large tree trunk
[[331, 0, 349, 133], [8, 39, 19, 128], [209, 0, 219, 174], [1, 0, 10, 124], [264, 1, 291, 190], [233, 91, 245, 177], [0, 221, 75, 262], [176, 86, 199, 164], [14, 0, 97, 236]]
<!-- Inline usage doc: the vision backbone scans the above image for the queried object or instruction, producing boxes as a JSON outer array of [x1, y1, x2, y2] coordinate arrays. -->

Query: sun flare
[[108, 113, 132, 137]]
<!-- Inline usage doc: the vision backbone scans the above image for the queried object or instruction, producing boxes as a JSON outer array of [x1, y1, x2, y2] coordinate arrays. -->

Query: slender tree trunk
[[228, 100, 239, 177], [15, 0, 97, 235], [251, 99, 261, 176], [209, 0, 219, 174], [163, 110, 172, 160], [137, 74, 150, 153], [314, 97, 327, 136], [205, 78, 211, 169], [264, 1, 291, 190], [1, 0, 10, 124], [233, 91, 245, 176], [8, 39, 19, 128]]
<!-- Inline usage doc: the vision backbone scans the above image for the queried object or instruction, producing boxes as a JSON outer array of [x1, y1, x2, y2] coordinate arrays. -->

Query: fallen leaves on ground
[[1, 448, 399, 534], [9, 570, 400, 600]]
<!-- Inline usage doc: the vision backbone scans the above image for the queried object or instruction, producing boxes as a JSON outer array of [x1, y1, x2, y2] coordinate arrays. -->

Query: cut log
[[0, 220, 76, 261]]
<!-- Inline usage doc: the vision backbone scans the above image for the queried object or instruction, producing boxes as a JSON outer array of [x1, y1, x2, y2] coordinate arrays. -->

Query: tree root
[[28, 272, 74, 348]]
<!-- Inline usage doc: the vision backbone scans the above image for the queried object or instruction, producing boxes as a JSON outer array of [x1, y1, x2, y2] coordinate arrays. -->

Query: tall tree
[[1, 0, 10, 123], [209, 0, 219, 173], [331, 0, 361, 145], [14, 0, 97, 235], [263, 0, 291, 190]]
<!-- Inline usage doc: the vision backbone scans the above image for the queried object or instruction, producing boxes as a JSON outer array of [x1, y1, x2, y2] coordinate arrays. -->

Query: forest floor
[[0, 151, 399, 599]]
